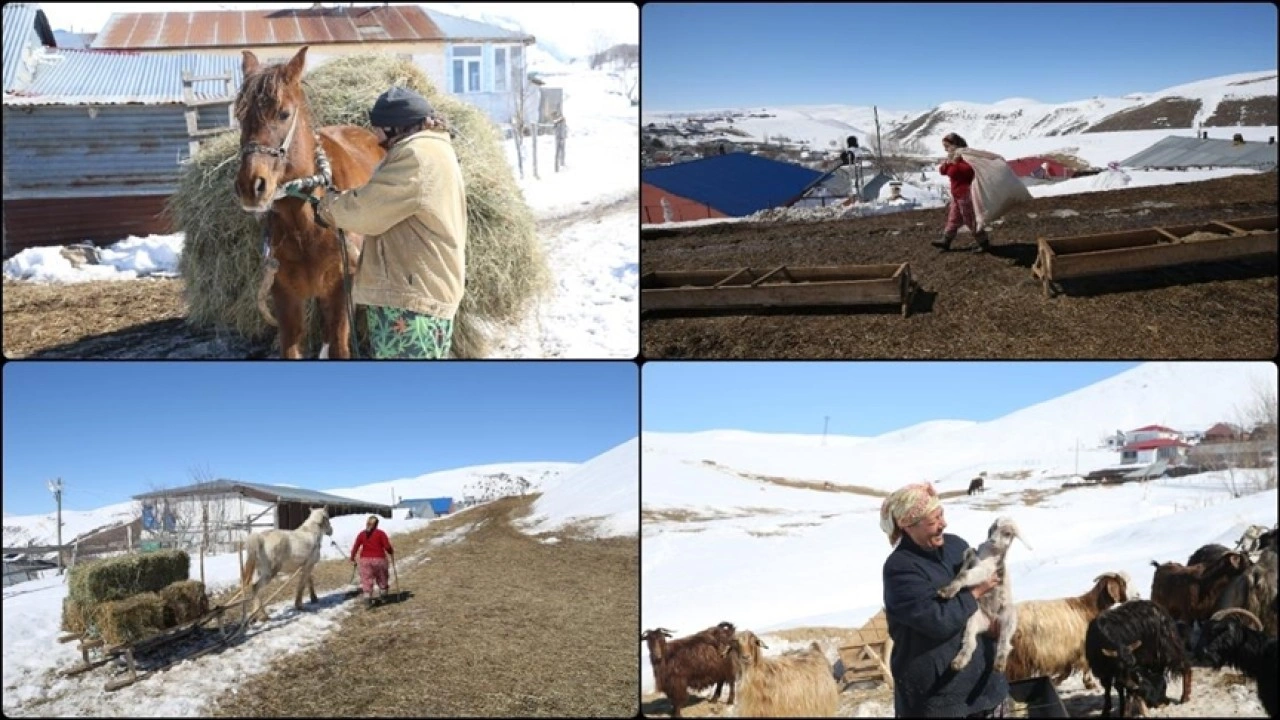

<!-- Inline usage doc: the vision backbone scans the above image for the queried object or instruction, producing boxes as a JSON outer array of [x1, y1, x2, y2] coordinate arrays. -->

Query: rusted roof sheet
[[91, 5, 450, 49], [3, 48, 242, 106]]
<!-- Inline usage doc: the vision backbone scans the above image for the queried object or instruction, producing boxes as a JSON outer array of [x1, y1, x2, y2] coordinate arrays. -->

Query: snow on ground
[[3, 440, 634, 716], [1026, 167, 1263, 198], [640, 361, 1278, 695], [975, 126, 1279, 170], [1, 59, 638, 359], [518, 437, 638, 539]]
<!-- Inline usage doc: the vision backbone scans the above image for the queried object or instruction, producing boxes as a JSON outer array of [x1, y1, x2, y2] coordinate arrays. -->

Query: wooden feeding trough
[[641, 263, 917, 317], [1031, 215, 1277, 298], [837, 609, 894, 690]]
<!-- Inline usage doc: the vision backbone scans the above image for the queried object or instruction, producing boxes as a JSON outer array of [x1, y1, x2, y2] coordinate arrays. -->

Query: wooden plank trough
[[641, 263, 918, 317], [1031, 215, 1277, 298], [837, 609, 894, 690]]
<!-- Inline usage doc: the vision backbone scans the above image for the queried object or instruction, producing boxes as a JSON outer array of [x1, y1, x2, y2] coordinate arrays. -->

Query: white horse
[[239, 506, 333, 622]]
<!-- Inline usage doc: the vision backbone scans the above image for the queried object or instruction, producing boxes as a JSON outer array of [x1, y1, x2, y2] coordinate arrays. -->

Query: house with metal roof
[[2, 44, 244, 257], [1119, 135, 1278, 172], [90, 4, 536, 126], [133, 479, 391, 526], [641, 152, 825, 224], [394, 497, 456, 519]]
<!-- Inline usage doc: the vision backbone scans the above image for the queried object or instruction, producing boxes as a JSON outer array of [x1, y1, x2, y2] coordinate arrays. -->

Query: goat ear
[[1101, 648, 1117, 658]]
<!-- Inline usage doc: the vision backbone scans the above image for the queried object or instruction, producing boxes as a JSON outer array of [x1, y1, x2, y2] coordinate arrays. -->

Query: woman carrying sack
[[933, 133, 991, 252]]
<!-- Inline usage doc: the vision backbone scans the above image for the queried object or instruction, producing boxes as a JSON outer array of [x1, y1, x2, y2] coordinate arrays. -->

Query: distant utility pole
[[823, 416, 830, 446], [1075, 439, 1081, 476], [47, 478, 64, 574]]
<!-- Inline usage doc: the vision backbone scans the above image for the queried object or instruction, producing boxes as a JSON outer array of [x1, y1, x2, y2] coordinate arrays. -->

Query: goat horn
[[1210, 608, 1264, 632]]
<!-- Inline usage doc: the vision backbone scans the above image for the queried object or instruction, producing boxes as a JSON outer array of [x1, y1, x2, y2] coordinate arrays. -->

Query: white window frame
[[494, 46, 508, 92], [452, 45, 482, 94]]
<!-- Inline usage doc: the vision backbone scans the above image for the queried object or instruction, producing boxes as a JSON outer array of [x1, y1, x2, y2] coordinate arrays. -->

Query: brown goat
[[1005, 571, 1132, 690], [1150, 551, 1253, 625], [642, 622, 738, 717]]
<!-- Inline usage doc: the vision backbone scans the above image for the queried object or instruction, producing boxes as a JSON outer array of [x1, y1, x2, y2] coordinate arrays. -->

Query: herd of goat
[[642, 523, 1278, 718]]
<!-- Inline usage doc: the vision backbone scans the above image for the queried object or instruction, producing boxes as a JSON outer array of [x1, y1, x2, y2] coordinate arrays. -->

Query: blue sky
[[2, 362, 638, 515], [642, 3, 1278, 111], [643, 361, 1143, 435]]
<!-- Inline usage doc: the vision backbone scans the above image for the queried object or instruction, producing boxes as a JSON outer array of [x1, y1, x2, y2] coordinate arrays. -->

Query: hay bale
[[67, 550, 190, 605], [172, 52, 551, 358], [159, 580, 209, 628], [96, 593, 166, 646], [61, 596, 93, 635]]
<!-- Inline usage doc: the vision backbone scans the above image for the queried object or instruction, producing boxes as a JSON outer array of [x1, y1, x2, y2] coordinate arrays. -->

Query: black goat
[[1193, 608, 1278, 718], [1188, 543, 1231, 567], [1086, 600, 1192, 718], [968, 476, 985, 495]]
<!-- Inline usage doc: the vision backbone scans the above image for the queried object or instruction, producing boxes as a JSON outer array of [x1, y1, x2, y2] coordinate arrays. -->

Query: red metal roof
[[1123, 438, 1191, 451], [1130, 424, 1178, 433], [92, 6, 444, 50]]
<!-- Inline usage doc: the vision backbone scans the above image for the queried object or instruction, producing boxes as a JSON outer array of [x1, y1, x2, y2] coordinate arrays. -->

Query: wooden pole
[[200, 504, 207, 584]]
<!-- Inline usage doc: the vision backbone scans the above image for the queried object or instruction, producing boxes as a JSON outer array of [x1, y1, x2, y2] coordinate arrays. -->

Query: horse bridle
[[242, 110, 299, 162]]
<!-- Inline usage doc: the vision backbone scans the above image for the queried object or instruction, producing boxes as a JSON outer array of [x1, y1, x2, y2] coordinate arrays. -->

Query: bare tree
[[509, 57, 539, 180]]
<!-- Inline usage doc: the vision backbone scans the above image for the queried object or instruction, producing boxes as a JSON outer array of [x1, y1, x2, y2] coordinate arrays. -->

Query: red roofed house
[[1122, 424, 1182, 446], [1007, 156, 1074, 180], [1201, 422, 1244, 443], [1121, 437, 1191, 466]]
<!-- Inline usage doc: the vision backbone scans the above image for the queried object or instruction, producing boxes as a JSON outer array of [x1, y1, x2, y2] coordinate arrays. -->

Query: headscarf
[[879, 482, 942, 545], [364, 515, 379, 537]]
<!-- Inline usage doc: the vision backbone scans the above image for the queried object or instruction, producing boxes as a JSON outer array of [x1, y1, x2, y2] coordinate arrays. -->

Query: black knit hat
[[369, 87, 432, 127]]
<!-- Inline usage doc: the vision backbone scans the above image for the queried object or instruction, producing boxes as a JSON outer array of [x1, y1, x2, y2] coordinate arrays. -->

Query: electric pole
[[48, 478, 64, 574], [823, 416, 830, 446]]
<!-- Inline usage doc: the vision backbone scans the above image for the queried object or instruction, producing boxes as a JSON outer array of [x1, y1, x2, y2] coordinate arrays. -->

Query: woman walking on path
[[350, 515, 395, 607]]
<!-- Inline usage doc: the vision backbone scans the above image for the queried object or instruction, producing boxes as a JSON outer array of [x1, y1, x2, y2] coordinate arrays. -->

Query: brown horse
[[234, 46, 385, 359]]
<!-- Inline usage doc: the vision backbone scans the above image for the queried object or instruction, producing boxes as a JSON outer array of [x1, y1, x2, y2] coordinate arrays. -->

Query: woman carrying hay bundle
[[313, 87, 467, 359]]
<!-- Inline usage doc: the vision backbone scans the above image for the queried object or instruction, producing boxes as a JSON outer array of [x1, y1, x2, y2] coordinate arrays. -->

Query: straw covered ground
[[170, 51, 550, 358], [641, 172, 1278, 359], [208, 496, 638, 717]]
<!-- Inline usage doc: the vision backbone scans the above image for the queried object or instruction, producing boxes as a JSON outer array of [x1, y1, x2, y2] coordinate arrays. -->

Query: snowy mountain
[[643, 70, 1277, 155], [643, 361, 1277, 497]]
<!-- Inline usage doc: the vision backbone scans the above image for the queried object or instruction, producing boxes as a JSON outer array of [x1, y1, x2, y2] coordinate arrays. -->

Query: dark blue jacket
[[883, 532, 1008, 717]]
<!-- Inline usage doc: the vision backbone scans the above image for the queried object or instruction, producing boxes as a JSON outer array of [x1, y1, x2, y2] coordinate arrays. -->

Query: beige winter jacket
[[318, 129, 467, 320]]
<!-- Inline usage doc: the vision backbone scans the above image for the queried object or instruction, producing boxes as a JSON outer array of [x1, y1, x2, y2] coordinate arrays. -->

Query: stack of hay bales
[[60, 550, 208, 645], [171, 52, 551, 358]]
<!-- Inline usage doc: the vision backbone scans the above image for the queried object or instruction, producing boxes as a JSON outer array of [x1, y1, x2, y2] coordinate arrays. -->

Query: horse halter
[[242, 110, 300, 161]]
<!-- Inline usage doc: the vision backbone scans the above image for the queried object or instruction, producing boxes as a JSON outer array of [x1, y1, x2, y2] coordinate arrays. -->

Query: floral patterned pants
[[367, 305, 453, 359]]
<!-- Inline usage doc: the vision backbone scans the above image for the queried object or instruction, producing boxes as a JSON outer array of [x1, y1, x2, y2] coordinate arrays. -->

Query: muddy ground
[[641, 173, 1278, 359]]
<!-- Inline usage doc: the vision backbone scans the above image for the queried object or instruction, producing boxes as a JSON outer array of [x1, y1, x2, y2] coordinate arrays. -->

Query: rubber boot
[[974, 229, 991, 252], [931, 231, 956, 251]]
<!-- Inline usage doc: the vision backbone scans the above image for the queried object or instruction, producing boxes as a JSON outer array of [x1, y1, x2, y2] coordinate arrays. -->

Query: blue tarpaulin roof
[[642, 152, 825, 217]]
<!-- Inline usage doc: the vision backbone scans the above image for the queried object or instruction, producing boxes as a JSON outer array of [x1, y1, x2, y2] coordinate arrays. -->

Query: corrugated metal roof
[[91, 5, 454, 49], [421, 8, 532, 42], [132, 479, 393, 511], [4, 48, 242, 105], [642, 152, 825, 217], [3, 3, 56, 93], [1120, 135, 1278, 171]]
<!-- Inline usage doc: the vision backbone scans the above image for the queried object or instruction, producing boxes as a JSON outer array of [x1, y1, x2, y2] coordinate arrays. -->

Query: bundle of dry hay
[[159, 579, 209, 627], [171, 52, 550, 358], [67, 550, 190, 605], [95, 592, 167, 645], [61, 596, 93, 635]]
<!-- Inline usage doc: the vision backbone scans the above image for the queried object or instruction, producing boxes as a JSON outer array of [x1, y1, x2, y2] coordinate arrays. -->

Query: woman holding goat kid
[[881, 482, 1010, 718]]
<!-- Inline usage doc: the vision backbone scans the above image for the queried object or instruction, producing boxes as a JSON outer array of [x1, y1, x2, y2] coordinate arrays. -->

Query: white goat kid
[[936, 515, 1031, 673]]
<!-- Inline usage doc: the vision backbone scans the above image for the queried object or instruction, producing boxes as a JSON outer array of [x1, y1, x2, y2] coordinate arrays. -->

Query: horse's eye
[[279, 110, 291, 121]]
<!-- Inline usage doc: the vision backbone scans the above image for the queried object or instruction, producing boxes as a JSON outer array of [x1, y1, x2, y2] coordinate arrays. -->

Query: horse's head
[[308, 506, 333, 537], [234, 45, 311, 214]]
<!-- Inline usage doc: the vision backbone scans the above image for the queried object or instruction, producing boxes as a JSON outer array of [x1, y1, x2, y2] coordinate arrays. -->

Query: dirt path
[[208, 497, 637, 718], [641, 173, 1278, 359]]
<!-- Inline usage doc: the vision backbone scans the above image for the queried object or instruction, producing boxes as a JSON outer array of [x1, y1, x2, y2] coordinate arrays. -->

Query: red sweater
[[940, 157, 975, 198], [351, 528, 394, 560]]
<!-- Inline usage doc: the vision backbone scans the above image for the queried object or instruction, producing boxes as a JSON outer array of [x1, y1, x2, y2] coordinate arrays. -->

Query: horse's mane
[[235, 64, 312, 129]]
